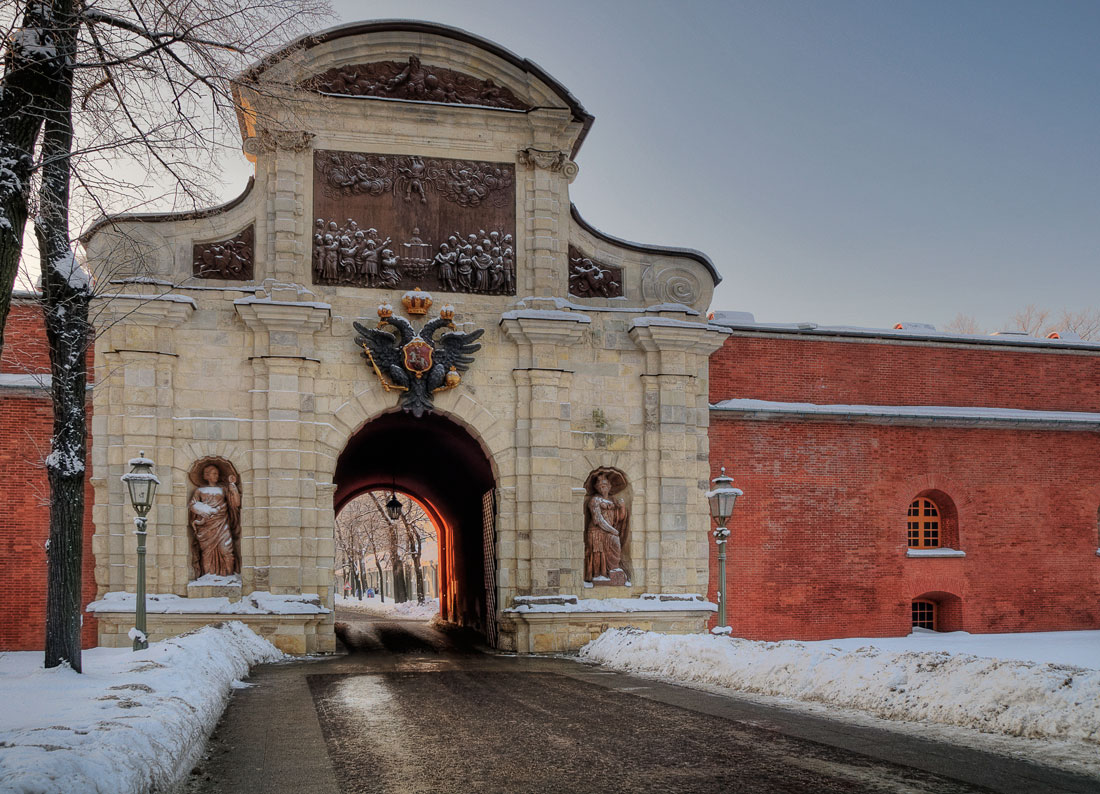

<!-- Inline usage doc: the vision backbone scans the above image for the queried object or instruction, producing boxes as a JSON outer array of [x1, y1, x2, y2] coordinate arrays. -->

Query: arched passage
[[334, 410, 496, 639]]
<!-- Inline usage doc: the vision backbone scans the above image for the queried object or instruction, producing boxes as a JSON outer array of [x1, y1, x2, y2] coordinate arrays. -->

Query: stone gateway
[[82, 21, 725, 654]]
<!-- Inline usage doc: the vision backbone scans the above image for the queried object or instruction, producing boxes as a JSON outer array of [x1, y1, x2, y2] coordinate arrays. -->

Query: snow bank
[[87, 590, 329, 615], [336, 594, 440, 619], [0, 621, 284, 794], [579, 629, 1100, 745]]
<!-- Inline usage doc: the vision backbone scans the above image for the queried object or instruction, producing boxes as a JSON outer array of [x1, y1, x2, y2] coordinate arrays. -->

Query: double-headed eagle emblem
[[353, 294, 484, 418]]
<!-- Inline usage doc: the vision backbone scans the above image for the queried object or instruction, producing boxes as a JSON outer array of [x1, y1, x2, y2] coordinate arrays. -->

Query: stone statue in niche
[[188, 457, 242, 580], [583, 468, 631, 587]]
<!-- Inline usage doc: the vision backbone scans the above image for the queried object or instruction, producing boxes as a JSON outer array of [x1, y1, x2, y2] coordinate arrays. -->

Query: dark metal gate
[[481, 489, 498, 647]]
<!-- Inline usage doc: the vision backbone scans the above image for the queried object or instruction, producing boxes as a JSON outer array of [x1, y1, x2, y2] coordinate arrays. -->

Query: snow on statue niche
[[188, 458, 242, 579], [583, 468, 631, 587]]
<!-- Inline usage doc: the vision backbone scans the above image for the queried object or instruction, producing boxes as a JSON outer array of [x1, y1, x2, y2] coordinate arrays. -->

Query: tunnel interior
[[334, 411, 496, 636]]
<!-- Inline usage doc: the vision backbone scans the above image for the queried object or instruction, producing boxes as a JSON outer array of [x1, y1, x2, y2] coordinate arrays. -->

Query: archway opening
[[335, 489, 442, 611], [334, 410, 496, 639], [912, 591, 963, 633]]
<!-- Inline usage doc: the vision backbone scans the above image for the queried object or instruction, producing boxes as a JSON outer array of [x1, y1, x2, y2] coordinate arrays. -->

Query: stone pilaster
[[501, 312, 589, 594], [91, 295, 194, 597], [236, 289, 331, 601], [629, 319, 728, 592], [245, 129, 314, 282]]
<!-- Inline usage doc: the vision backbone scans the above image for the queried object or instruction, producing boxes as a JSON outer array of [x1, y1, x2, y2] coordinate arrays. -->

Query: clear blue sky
[[315, 0, 1098, 329]]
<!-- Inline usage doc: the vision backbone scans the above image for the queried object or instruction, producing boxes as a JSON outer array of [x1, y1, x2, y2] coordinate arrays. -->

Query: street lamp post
[[706, 466, 742, 634], [121, 451, 159, 651]]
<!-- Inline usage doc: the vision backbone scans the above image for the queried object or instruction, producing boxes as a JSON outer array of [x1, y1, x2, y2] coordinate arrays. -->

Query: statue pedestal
[[589, 568, 628, 587], [187, 573, 242, 602]]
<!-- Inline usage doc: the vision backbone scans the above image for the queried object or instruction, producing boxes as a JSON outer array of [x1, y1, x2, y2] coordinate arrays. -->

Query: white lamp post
[[121, 451, 159, 650], [706, 467, 742, 633]]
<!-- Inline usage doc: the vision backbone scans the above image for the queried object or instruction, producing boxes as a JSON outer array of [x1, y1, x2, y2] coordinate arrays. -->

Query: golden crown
[[402, 287, 432, 316]]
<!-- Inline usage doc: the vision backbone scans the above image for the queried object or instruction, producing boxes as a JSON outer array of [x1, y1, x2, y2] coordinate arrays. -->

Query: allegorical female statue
[[583, 468, 631, 586], [188, 458, 242, 579]]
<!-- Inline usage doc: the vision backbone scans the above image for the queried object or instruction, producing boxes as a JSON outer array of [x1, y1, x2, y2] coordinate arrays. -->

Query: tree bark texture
[[0, 1, 71, 357], [35, 0, 87, 672]]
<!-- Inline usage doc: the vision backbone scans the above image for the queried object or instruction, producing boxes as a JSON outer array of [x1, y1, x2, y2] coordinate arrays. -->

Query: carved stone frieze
[[304, 56, 530, 110], [568, 246, 623, 299], [192, 225, 254, 280], [242, 129, 315, 156], [312, 150, 516, 295], [640, 264, 701, 307], [519, 148, 579, 181], [315, 151, 513, 208]]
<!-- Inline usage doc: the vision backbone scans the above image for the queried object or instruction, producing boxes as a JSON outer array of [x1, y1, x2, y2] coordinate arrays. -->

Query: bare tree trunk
[[36, 0, 86, 672], [369, 492, 407, 602], [373, 553, 385, 601], [404, 521, 425, 605], [0, 1, 68, 357]]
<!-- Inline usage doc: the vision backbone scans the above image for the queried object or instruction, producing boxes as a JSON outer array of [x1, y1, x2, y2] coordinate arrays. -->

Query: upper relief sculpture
[[304, 55, 530, 110], [568, 246, 623, 299], [193, 226, 254, 280], [188, 458, 242, 580], [313, 150, 516, 295]]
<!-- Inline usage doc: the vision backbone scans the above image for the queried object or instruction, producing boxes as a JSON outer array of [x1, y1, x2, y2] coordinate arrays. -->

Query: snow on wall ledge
[[87, 591, 330, 614], [0, 621, 284, 794], [504, 595, 716, 613], [579, 629, 1100, 745]]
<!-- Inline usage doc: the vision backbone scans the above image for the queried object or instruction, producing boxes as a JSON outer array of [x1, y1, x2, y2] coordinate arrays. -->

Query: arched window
[[912, 600, 936, 630], [907, 497, 940, 548]]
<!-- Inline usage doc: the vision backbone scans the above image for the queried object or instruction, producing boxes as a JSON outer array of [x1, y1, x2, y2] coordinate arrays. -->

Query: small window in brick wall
[[912, 600, 936, 630], [907, 498, 940, 548]]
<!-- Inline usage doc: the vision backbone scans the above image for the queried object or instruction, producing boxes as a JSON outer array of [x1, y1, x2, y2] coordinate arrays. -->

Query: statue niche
[[187, 457, 242, 581], [583, 468, 632, 587]]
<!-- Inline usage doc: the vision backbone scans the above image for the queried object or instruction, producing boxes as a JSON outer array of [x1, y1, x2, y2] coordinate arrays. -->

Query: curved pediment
[[241, 19, 593, 155]]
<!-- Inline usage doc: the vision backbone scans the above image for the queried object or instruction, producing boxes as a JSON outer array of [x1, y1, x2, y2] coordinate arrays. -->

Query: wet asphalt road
[[187, 612, 1100, 794]]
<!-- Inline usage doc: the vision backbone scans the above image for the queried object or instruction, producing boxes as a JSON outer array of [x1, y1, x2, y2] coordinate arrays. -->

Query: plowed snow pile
[[579, 629, 1100, 745], [0, 621, 284, 794]]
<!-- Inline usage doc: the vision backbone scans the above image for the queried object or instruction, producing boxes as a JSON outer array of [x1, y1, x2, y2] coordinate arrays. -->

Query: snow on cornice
[[711, 399, 1100, 429], [87, 591, 330, 615], [709, 315, 1100, 352]]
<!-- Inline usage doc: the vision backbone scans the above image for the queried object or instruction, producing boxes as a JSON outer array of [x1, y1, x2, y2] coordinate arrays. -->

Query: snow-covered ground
[[0, 622, 283, 794], [580, 628, 1100, 775], [335, 594, 440, 619]]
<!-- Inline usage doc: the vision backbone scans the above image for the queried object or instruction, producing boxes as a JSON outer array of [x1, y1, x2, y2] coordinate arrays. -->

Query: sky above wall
[[309, 0, 1097, 330], [28, 1, 1094, 332]]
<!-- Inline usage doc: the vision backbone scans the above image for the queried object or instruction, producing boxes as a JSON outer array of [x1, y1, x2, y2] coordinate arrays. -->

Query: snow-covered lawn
[[580, 628, 1100, 751], [335, 594, 440, 619], [0, 621, 283, 794]]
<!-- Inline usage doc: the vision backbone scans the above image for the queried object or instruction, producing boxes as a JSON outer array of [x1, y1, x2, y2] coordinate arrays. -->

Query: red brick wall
[[710, 333, 1100, 413], [707, 333, 1100, 640], [1, 301, 97, 650]]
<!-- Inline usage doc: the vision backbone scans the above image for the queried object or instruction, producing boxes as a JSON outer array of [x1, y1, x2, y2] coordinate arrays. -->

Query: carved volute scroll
[[312, 150, 516, 295], [192, 226, 254, 280], [303, 56, 530, 110], [583, 467, 632, 587], [187, 457, 242, 581], [568, 246, 623, 299]]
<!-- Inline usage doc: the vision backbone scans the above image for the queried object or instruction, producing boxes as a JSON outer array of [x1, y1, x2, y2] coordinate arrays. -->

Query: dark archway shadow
[[334, 410, 496, 639]]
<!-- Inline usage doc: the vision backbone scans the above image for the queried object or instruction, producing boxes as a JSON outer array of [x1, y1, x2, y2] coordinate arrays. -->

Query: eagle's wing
[[435, 327, 484, 373], [419, 317, 453, 346], [352, 320, 407, 387]]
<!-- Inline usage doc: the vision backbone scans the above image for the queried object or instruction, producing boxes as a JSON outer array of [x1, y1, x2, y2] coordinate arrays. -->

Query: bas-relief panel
[[311, 150, 516, 295]]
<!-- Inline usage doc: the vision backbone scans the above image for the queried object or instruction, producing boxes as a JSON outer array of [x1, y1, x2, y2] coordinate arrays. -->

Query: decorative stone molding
[[519, 148, 579, 182], [242, 129, 315, 156], [641, 264, 702, 307]]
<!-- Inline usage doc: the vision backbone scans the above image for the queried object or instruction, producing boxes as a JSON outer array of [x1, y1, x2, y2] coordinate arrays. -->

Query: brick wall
[[707, 333, 1100, 640], [710, 333, 1100, 412], [1, 300, 97, 650]]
